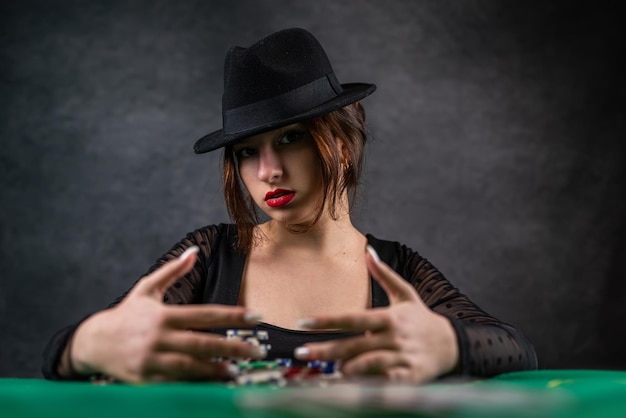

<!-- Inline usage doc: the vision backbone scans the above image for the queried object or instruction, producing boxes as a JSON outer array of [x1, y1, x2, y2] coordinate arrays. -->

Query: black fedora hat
[[193, 28, 376, 154]]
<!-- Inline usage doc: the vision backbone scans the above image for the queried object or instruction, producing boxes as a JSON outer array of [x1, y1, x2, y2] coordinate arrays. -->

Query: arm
[[400, 246, 538, 376], [42, 225, 263, 382], [42, 226, 217, 380], [294, 244, 537, 383]]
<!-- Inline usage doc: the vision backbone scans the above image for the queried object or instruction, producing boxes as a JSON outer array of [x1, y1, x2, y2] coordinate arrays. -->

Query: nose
[[257, 145, 283, 183]]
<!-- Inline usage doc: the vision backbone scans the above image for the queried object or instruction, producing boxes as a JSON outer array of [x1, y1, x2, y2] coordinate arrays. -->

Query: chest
[[237, 253, 371, 329]]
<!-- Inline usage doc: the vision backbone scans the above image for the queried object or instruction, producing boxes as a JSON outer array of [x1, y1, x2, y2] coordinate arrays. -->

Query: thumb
[[366, 245, 419, 304], [132, 246, 199, 300]]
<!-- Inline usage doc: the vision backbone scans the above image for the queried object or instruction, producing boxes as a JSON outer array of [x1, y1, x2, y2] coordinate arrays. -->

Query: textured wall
[[1, 1, 625, 377]]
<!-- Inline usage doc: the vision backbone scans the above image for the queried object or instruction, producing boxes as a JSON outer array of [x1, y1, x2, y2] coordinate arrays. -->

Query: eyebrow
[[234, 124, 307, 149], [232, 137, 258, 150]]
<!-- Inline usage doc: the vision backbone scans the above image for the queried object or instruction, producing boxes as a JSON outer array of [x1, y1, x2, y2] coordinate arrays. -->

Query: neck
[[256, 211, 362, 257]]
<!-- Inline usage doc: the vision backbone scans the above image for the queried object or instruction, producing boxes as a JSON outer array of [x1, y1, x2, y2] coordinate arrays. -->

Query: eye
[[235, 147, 257, 159], [277, 130, 307, 145]]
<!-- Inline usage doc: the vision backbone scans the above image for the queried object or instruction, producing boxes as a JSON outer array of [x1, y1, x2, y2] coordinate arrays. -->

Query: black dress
[[42, 224, 538, 380]]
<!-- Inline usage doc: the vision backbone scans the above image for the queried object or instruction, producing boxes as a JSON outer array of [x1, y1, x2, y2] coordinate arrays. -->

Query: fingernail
[[244, 312, 263, 323], [227, 363, 239, 378], [297, 318, 316, 328], [294, 347, 310, 360], [179, 246, 199, 261], [249, 346, 267, 359], [366, 245, 381, 263]]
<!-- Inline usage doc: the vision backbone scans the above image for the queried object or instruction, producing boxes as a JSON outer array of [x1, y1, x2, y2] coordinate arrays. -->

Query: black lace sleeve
[[399, 245, 538, 377], [41, 225, 222, 380]]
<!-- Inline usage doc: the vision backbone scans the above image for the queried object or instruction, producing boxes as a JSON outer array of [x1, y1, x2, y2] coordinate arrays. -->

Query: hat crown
[[222, 28, 334, 110], [193, 28, 375, 154]]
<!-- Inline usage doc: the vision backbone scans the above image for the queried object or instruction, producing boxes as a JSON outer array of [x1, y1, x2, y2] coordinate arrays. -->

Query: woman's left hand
[[294, 246, 459, 384]]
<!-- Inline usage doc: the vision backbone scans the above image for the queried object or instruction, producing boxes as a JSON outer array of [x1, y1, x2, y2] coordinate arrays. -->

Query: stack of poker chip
[[283, 360, 339, 381], [226, 329, 284, 386], [234, 360, 285, 386], [226, 329, 341, 386], [226, 329, 272, 352]]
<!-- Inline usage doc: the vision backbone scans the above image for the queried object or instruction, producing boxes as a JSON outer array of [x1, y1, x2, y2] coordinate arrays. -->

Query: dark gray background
[[1, 1, 625, 377]]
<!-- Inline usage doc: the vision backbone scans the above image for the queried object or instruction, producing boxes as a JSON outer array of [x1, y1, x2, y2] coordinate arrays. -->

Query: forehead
[[234, 123, 307, 147]]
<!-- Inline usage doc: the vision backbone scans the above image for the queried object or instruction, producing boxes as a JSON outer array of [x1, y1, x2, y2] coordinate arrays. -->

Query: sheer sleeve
[[41, 225, 222, 380], [399, 245, 538, 377], [107, 225, 221, 307]]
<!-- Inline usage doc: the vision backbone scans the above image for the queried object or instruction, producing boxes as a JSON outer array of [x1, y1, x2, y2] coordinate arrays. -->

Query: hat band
[[222, 73, 343, 135]]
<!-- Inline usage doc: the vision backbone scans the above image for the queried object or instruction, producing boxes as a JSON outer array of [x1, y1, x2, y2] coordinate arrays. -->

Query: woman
[[42, 28, 537, 384]]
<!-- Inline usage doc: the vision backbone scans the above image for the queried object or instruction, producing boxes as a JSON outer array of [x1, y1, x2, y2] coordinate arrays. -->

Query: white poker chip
[[235, 369, 285, 386], [226, 329, 269, 340]]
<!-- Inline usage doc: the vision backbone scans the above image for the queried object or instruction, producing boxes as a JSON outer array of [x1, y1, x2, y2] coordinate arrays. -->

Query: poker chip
[[235, 369, 284, 386], [225, 329, 341, 386], [89, 329, 341, 386], [226, 329, 269, 340], [275, 358, 293, 368], [238, 361, 280, 371]]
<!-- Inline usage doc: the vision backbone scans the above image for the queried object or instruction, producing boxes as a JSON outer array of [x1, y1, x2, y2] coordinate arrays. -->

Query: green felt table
[[2, 370, 626, 418]]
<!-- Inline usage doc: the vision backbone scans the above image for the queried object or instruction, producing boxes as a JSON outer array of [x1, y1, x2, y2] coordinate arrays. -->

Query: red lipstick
[[265, 189, 295, 208]]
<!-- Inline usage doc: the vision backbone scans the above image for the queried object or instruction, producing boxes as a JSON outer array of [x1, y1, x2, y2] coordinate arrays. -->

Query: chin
[[267, 210, 317, 229]]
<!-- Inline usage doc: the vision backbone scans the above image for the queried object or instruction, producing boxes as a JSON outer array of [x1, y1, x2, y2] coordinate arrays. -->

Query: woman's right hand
[[63, 246, 265, 383]]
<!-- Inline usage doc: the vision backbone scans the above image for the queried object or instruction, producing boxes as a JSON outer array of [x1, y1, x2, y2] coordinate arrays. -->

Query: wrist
[[67, 313, 103, 376], [436, 314, 460, 375], [56, 336, 79, 378]]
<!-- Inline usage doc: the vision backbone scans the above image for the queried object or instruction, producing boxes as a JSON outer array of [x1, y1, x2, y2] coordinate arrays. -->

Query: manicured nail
[[297, 318, 316, 328], [227, 363, 239, 378], [366, 245, 381, 263], [294, 347, 310, 360], [179, 246, 199, 261], [249, 346, 267, 359], [244, 312, 263, 323]]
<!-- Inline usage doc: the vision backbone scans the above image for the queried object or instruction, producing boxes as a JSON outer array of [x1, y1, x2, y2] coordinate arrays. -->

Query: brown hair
[[222, 102, 368, 252]]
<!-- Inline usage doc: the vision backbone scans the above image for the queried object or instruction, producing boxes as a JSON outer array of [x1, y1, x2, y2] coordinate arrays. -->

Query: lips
[[265, 189, 295, 208]]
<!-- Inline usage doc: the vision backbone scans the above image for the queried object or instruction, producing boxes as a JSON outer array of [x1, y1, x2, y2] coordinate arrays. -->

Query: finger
[[345, 353, 438, 384], [163, 304, 263, 330], [385, 366, 413, 383], [143, 353, 235, 381], [294, 331, 391, 362], [297, 310, 390, 333], [157, 331, 268, 360], [132, 246, 199, 299], [340, 350, 408, 377], [366, 245, 419, 303]]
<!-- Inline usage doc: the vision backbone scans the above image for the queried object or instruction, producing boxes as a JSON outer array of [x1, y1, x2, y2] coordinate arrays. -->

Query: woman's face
[[233, 123, 324, 225]]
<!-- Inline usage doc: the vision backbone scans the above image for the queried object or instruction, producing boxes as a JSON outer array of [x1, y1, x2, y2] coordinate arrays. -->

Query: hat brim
[[193, 83, 376, 154]]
